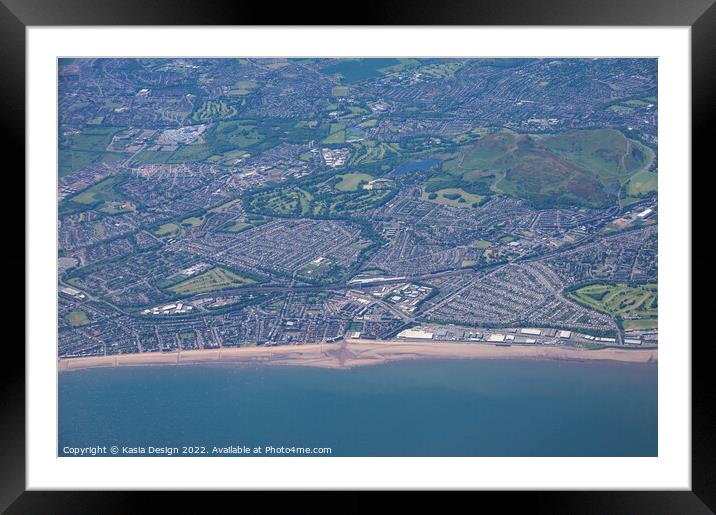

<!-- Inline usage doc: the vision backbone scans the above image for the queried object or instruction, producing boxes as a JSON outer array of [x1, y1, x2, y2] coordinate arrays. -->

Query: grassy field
[[133, 149, 173, 164], [153, 222, 184, 238], [99, 201, 135, 214], [323, 123, 347, 144], [70, 177, 124, 206], [331, 86, 349, 97], [228, 80, 260, 96], [59, 149, 129, 177], [66, 309, 90, 327], [335, 173, 373, 191], [210, 121, 263, 150], [180, 216, 205, 227], [623, 319, 658, 330], [209, 198, 242, 213], [626, 169, 658, 196], [207, 149, 251, 165], [63, 126, 124, 152], [418, 61, 463, 78], [58, 125, 132, 175], [422, 188, 484, 208], [607, 105, 634, 114], [623, 99, 651, 107], [167, 267, 256, 296], [568, 282, 657, 319], [621, 196, 642, 207], [224, 221, 252, 233]]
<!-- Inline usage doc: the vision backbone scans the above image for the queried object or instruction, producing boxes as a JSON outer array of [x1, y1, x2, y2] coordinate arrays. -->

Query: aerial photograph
[[58, 58, 658, 457]]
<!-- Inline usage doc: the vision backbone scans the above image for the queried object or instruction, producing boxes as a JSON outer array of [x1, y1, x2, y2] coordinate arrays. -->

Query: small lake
[[389, 158, 441, 178]]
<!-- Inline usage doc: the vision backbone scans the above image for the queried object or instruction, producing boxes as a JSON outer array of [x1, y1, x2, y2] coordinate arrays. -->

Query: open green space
[[567, 282, 657, 320], [623, 318, 658, 330], [167, 267, 256, 296], [245, 170, 394, 219], [377, 59, 422, 74], [469, 239, 492, 248], [422, 188, 484, 208], [438, 128, 654, 209], [331, 86, 349, 97], [535, 128, 654, 184], [99, 201, 136, 215], [228, 81, 260, 96], [335, 173, 373, 192], [607, 105, 634, 114], [621, 196, 642, 207], [58, 125, 134, 175], [180, 216, 205, 227], [625, 169, 658, 196], [166, 144, 215, 163], [133, 149, 174, 164], [323, 123, 347, 144], [66, 309, 90, 327], [68, 176, 125, 206], [134, 118, 327, 165], [623, 99, 651, 107], [350, 140, 401, 165], [193, 100, 238, 122], [62, 126, 124, 152], [417, 61, 463, 78], [223, 221, 252, 233], [221, 213, 268, 233], [297, 258, 337, 279], [153, 222, 184, 238], [59, 149, 129, 177]]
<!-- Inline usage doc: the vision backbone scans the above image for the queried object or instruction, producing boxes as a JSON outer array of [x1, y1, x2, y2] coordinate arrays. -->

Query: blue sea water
[[59, 359, 657, 457]]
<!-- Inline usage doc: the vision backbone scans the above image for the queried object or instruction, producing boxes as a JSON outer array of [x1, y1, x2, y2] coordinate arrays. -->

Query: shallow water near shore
[[59, 359, 657, 457]]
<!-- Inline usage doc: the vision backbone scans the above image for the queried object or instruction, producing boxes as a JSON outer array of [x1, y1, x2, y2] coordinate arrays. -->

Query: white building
[[637, 208, 654, 219], [520, 328, 542, 336], [397, 329, 434, 340]]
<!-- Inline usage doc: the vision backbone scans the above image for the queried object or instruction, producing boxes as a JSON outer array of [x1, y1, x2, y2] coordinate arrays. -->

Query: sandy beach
[[58, 339, 657, 372]]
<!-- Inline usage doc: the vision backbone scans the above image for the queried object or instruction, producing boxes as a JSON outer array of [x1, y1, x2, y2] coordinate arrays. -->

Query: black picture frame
[[2, 0, 711, 512]]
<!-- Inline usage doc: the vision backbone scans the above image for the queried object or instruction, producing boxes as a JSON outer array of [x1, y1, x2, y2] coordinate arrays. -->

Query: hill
[[436, 128, 654, 209]]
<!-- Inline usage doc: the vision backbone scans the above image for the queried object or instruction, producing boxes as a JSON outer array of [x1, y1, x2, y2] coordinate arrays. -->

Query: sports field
[[167, 267, 256, 296]]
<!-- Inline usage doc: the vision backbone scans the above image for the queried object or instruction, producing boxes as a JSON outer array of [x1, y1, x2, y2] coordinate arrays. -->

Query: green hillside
[[435, 128, 654, 209]]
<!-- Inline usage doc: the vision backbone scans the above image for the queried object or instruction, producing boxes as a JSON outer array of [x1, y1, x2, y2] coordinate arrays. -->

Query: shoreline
[[58, 339, 657, 372]]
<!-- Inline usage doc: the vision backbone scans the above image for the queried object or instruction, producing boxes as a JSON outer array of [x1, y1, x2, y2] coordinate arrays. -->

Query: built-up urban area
[[58, 58, 658, 358]]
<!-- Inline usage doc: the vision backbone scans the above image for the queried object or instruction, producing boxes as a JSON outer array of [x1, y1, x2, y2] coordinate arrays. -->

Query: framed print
[[3, 0, 713, 512]]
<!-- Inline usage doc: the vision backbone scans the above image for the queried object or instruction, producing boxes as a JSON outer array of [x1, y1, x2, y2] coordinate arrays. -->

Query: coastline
[[58, 339, 657, 372]]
